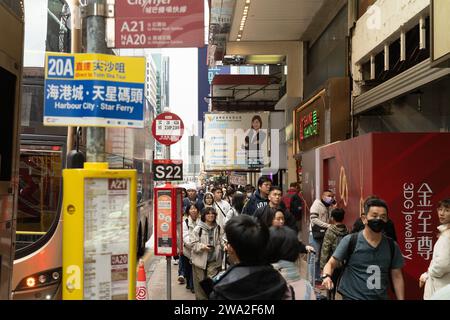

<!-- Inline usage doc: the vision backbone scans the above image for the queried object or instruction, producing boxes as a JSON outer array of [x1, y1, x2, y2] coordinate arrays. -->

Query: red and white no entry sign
[[151, 112, 184, 146]]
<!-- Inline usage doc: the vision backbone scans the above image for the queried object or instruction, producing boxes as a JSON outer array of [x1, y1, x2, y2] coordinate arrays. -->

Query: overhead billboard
[[204, 112, 270, 171], [112, 0, 204, 48], [43, 52, 145, 128]]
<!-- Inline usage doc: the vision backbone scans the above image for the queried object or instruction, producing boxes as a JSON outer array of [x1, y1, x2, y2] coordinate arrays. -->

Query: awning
[[353, 59, 450, 115]]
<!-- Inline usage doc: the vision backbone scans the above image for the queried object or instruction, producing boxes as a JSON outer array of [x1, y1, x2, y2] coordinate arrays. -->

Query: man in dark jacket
[[183, 184, 204, 212], [242, 176, 271, 216], [254, 186, 298, 233], [209, 215, 288, 300], [282, 182, 304, 220]]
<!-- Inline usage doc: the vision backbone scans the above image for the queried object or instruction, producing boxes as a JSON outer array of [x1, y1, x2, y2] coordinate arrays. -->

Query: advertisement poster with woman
[[204, 112, 270, 171]]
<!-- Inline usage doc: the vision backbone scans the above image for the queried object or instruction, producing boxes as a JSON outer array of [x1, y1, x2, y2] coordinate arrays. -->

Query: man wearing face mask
[[322, 199, 405, 300], [308, 190, 335, 285]]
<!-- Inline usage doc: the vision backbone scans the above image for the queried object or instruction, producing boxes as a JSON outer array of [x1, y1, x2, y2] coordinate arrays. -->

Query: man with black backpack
[[321, 199, 405, 300]]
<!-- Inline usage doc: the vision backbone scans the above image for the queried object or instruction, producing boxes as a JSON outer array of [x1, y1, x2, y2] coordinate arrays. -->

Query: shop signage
[[300, 110, 319, 141]]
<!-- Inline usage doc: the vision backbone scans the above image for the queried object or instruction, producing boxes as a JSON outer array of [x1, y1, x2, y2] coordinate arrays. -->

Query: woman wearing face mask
[[419, 198, 450, 299]]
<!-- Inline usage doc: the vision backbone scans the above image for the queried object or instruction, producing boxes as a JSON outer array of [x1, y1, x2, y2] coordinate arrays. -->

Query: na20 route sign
[[111, 0, 204, 48], [151, 112, 184, 145], [152, 160, 183, 181], [43, 52, 145, 128]]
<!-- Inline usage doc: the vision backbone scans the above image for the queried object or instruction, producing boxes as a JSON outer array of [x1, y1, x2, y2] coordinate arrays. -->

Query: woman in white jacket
[[182, 203, 200, 293], [190, 207, 224, 300], [419, 198, 450, 299]]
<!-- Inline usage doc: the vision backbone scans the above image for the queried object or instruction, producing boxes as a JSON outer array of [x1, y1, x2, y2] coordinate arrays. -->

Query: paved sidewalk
[[146, 256, 195, 300]]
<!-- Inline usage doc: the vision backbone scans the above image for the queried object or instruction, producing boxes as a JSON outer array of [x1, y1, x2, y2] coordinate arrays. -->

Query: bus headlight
[[52, 271, 60, 280], [26, 277, 36, 288], [17, 267, 62, 291], [38, 275, 47, 284]]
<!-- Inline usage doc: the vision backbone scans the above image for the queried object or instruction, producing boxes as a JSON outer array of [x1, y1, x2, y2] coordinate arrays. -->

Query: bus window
[[0, 66, 16, 181], [16, 144, 62, 253]]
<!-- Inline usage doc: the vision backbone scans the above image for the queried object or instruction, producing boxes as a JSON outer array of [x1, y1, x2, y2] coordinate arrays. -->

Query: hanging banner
[[43, 52, 145, 128], [204, 112, 270, 171], [112, 0, 204, 48], [228, 173, 247, 186]]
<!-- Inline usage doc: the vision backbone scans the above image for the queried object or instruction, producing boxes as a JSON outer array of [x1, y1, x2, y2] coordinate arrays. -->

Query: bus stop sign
[[151, 112, 184, 146]]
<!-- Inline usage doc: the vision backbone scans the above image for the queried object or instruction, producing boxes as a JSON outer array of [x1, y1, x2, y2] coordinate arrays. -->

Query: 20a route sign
[[152, 160, 183, 181]]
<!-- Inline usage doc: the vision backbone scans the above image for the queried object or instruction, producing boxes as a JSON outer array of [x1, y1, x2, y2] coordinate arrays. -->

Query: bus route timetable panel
[[84, 178, 130, 300]]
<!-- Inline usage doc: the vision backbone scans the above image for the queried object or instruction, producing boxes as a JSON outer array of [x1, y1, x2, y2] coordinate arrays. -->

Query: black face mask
[[367, 219, 386, 233]]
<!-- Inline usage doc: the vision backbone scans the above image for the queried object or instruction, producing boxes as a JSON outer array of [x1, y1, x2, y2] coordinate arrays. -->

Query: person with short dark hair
[[224, 186, 235, 204], [322, 199, 405, 300], [308, 189, 336, 284], [266, 226, 316, 300], [190, 207, 224, 300], [183, 184, 204, 212], [282, 182, 304, 231], [254, 186, 298, 233], [242, 176, 272, 215], [209, 215, 289, 300], [419, 198, 450, 299], [320, 208, 349, 299], [352, 195, 398, 241], [212, 187, 231, 229], [244, 184, 255, 199]]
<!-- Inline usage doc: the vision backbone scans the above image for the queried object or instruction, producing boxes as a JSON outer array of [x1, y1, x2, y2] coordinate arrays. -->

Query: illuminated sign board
[[299, 110, 319, 141]]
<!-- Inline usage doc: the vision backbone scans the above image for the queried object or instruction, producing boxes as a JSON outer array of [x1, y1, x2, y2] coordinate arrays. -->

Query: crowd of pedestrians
[[172, 177, 450, 300]]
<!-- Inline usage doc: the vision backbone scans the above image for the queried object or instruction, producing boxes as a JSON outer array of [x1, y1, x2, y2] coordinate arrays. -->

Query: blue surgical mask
[[324, 196, 334, 204]]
